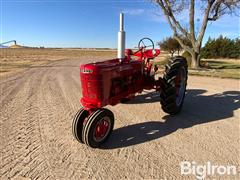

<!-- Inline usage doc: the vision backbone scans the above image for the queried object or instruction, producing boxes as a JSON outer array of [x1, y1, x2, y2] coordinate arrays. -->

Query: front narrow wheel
[[72, 108, 89, 143], [82, 108, 114, 148]]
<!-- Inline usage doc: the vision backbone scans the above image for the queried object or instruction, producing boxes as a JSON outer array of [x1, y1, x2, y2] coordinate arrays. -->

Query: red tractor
[[72, 14, 188, 148]]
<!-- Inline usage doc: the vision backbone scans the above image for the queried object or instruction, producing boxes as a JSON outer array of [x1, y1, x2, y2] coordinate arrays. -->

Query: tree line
[[158, 35, 240, 59], [201, 36, 240, 58]]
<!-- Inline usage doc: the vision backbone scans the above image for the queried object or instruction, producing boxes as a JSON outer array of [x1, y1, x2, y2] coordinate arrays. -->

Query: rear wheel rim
[[175, 67, 186, 106], [93, 117, 111, 142]]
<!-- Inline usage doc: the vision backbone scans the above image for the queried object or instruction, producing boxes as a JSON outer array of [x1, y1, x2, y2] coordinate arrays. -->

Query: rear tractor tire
[[160, 56, 188, 115]]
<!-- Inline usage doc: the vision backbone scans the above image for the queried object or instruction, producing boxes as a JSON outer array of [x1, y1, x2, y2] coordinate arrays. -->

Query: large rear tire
[[160, 56, 188, 115]]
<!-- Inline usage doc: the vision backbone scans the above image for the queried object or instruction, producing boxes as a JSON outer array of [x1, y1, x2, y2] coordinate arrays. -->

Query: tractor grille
[[81, 74, 103, 100]]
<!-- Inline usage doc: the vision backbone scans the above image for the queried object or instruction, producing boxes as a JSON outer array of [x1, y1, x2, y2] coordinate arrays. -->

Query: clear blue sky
[[1, 0, 239, 48]]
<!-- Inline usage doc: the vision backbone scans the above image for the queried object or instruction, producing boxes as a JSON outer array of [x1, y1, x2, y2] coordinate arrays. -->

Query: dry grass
[[1, 48, 239, 79], [189, 69, 240, 79], [155, 56, 240, 79], [191, 59, 240, 79], [0, 48, 170, 77], [0, 48, 116, 77]]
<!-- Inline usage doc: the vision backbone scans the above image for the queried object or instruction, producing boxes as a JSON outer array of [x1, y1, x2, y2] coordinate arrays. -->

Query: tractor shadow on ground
[[122, 90, 161, 104], [102, 89, 240, 149]]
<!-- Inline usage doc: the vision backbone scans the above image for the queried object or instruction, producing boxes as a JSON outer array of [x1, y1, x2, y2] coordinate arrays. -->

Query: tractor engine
[[80, 58, 144, 109]]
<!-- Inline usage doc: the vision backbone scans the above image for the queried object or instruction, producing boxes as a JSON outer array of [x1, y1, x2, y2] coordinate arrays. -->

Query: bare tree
[[153, 0, 240, 68]]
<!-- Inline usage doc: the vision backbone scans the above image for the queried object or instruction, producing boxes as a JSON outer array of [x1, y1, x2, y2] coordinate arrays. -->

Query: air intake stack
[[117, 13, 126, 60]]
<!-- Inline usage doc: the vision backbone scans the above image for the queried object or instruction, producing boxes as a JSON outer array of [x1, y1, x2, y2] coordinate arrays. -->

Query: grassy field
[[155, 57, 240, 79], [189, 59, 240, 79], [0, 48, 239, 79], [0, 48, 117, 77]]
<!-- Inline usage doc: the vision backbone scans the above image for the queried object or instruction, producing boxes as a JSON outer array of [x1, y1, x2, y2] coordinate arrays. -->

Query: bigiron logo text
[[180, 161, 237, 179]]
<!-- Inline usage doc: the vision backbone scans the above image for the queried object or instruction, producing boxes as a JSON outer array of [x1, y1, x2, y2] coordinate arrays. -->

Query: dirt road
[[1, 58, 239, 179]]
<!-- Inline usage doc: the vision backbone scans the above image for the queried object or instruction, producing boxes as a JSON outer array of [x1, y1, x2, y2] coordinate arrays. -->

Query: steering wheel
[[138, 37, 154, 50]]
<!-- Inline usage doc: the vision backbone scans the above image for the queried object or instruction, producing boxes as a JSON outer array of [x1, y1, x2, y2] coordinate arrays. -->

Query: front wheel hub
[[94, 117, 110, 142]]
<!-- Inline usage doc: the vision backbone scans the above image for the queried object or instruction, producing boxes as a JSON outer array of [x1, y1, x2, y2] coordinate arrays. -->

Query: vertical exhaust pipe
[[117, 13, 125, 60]]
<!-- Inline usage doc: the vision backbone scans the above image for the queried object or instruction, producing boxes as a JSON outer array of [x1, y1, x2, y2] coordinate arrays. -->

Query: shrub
[[201, 35, 240, 59]]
